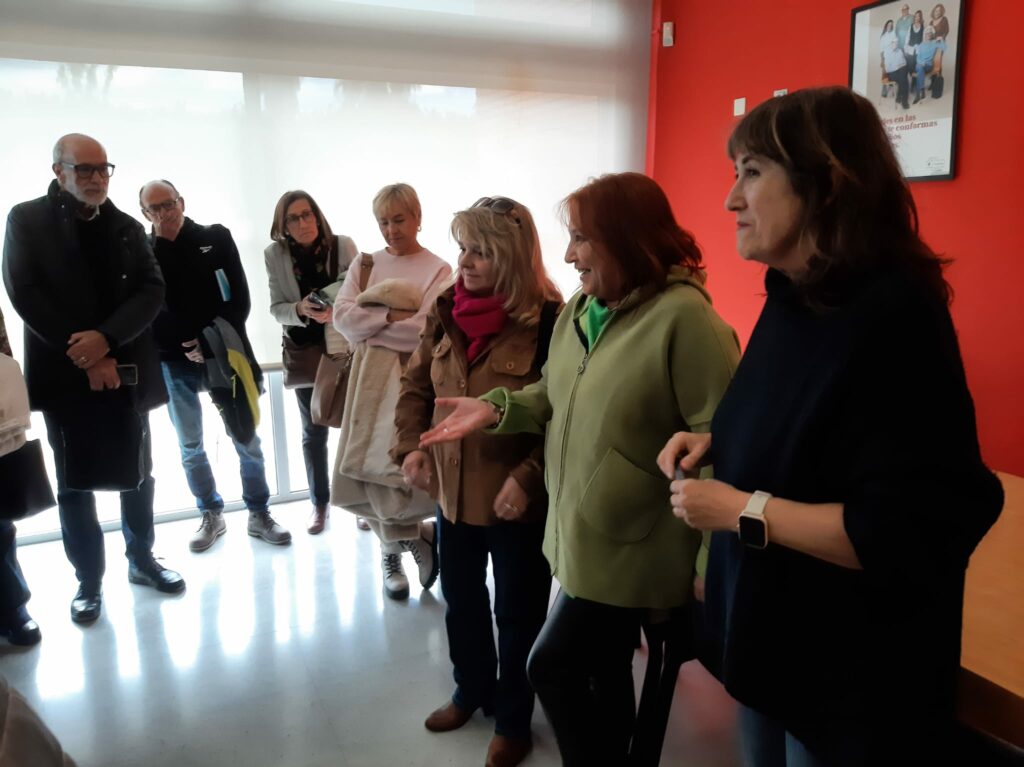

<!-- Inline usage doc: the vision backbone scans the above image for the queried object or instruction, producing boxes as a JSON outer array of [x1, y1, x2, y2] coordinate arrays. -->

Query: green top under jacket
[[482, 266, 740, 609]]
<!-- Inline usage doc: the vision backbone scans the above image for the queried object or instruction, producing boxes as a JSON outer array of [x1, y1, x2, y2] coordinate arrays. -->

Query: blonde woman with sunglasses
[[393, 196, 561, 767]]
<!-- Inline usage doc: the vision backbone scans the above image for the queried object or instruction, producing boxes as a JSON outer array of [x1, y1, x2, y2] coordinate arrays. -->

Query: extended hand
[[656, 431, 712, 479], [67, 330, 110, 369], [494, 475, 529, 521], [419, 397, 498, 448], [670, 477, 748, 532], [85, 357, 121, 391]]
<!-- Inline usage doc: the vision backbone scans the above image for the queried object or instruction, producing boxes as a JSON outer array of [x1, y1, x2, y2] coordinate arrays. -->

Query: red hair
[[561, 172, 703, 293]]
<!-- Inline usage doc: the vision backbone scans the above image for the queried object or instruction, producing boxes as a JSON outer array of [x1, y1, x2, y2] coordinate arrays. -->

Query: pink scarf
[[451, 278, 508, 363]]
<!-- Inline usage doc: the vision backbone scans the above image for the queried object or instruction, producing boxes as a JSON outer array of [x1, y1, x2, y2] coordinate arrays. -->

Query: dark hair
[[270, 190, 334, 252], [881, 19, 894, 35], [560, 172, 703, 295], [727, 86, 950, 305]]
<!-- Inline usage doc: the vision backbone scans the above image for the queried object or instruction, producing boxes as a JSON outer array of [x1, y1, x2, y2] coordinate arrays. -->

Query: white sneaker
[[382, 553, 410, 600], [401, 521, 439, 590]]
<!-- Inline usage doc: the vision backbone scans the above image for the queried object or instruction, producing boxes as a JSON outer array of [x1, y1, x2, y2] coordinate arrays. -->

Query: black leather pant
[[527, 591, 642, 766]]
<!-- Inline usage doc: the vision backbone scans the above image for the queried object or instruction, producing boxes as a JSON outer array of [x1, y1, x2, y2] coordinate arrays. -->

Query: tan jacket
[[393, 289, 558, 526]]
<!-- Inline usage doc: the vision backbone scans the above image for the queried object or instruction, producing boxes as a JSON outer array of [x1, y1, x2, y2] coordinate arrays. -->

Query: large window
[[0, 0, 651, 536]]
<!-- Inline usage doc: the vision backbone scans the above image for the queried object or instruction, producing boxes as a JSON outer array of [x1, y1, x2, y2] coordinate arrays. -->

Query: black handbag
[[0, 440, 56, 520], [59, 404, 150, 492], [931, 74, 944, 99]]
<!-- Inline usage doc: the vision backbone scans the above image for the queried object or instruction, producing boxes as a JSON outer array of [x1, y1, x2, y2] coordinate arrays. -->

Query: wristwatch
[[738, 490, 772, 549]]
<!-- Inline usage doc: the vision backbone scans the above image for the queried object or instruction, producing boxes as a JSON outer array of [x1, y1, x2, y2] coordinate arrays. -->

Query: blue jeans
[[0, 522, 30, 616], [739, 705, 826, 767], [43, 411, 156, 588], [161, 361, 270, 513], [437, 509, 551, 738], [916, 59, 936, 94]]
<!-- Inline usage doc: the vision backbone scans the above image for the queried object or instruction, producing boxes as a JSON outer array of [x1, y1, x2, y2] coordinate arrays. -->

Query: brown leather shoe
[[424, 700, 473, 732], [486, 734, 532, 767], [307, 504, 328, 535]]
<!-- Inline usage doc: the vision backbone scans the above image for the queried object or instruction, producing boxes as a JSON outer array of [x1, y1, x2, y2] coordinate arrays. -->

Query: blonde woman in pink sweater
[[333, 183, 452, 600]]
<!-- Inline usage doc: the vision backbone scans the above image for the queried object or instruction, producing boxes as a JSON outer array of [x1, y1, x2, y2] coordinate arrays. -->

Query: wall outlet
[[733, 97, 746, 116], [774, 88, 788, 97], [662, 22, 675, 47]]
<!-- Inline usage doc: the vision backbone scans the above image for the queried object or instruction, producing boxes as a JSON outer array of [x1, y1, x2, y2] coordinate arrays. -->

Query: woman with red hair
[[421, 172, 740, 765]]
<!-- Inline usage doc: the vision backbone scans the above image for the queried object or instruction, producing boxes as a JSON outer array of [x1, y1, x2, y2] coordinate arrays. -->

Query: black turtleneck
[[75, 211, 116, 315], [702, 266, 1003, 764]]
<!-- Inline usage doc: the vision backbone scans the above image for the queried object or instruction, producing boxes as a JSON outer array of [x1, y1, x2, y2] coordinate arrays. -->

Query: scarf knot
[[451, 279, 507, 363]]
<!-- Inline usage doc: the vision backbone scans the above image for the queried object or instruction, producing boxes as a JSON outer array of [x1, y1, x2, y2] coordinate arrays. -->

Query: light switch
[[733, 97, 746, 116], [662, 22, 675, 48]]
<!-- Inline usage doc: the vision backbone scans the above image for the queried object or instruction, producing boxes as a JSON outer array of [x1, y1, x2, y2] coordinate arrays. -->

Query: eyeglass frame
[[141, 196, 181, 216], [58, 162, 116, 180], [284, 209, 318, 227], [471, 196, 521, 226]]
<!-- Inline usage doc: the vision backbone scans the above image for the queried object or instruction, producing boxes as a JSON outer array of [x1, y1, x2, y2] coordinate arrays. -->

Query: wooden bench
[[959, 472, 1024, 749]]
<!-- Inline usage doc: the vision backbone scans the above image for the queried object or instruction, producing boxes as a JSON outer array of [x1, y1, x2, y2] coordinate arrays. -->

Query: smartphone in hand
[[115, 364, 139, 386], [307, 291, 330, 310]]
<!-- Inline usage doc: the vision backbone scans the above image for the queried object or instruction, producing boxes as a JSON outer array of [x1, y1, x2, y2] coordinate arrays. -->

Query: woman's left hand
[[308, 307, 333, 325], [670, 477, 748, 532], [494, 475, 529, 521]]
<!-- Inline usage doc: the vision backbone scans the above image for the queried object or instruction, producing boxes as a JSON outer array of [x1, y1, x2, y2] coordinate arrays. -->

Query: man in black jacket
[[140, 180, 290, 552], [2, 133, 185, 625]]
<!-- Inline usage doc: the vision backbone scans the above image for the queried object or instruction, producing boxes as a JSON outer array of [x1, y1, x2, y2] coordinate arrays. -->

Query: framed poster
[[848, 0, 965, 180]]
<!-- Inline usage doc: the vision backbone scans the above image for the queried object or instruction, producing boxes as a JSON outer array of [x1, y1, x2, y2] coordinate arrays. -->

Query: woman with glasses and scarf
[[332, 183, 451, 601], [265, 190, 358, 535], [392, 197, 561, 767], [420, 173, 740, 766]]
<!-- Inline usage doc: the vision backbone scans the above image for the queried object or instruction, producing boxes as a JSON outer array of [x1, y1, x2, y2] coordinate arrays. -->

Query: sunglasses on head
[[471, 196, 521, 226]]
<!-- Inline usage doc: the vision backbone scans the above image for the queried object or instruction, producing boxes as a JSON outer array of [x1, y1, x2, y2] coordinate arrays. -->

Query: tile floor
[[0, 502, 740, 766]]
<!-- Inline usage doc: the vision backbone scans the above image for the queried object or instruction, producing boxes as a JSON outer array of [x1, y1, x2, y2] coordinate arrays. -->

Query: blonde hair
[[450, 200, 561, 326], [372, 183, 422, 222]]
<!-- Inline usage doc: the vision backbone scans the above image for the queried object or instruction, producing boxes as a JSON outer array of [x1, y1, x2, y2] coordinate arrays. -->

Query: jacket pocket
[[578, 447, 668, 543], [488, 345, 533, 378], [430, 336, 452, 386]]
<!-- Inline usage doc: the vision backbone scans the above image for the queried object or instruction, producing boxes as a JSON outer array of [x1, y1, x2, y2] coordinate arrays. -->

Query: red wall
[[648, 0, 1024, 474]]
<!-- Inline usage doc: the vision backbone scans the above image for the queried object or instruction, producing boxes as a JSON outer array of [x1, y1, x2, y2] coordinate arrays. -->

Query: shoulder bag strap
[[532, 300, 558, 372], [358, 253, 374, 292]]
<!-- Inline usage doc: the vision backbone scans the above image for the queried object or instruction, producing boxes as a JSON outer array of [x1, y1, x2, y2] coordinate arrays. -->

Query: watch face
[[739, 514, 768, 549]]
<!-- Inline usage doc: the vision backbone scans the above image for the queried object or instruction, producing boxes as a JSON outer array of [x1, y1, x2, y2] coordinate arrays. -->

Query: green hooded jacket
[[483, 267, 739, 608]]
